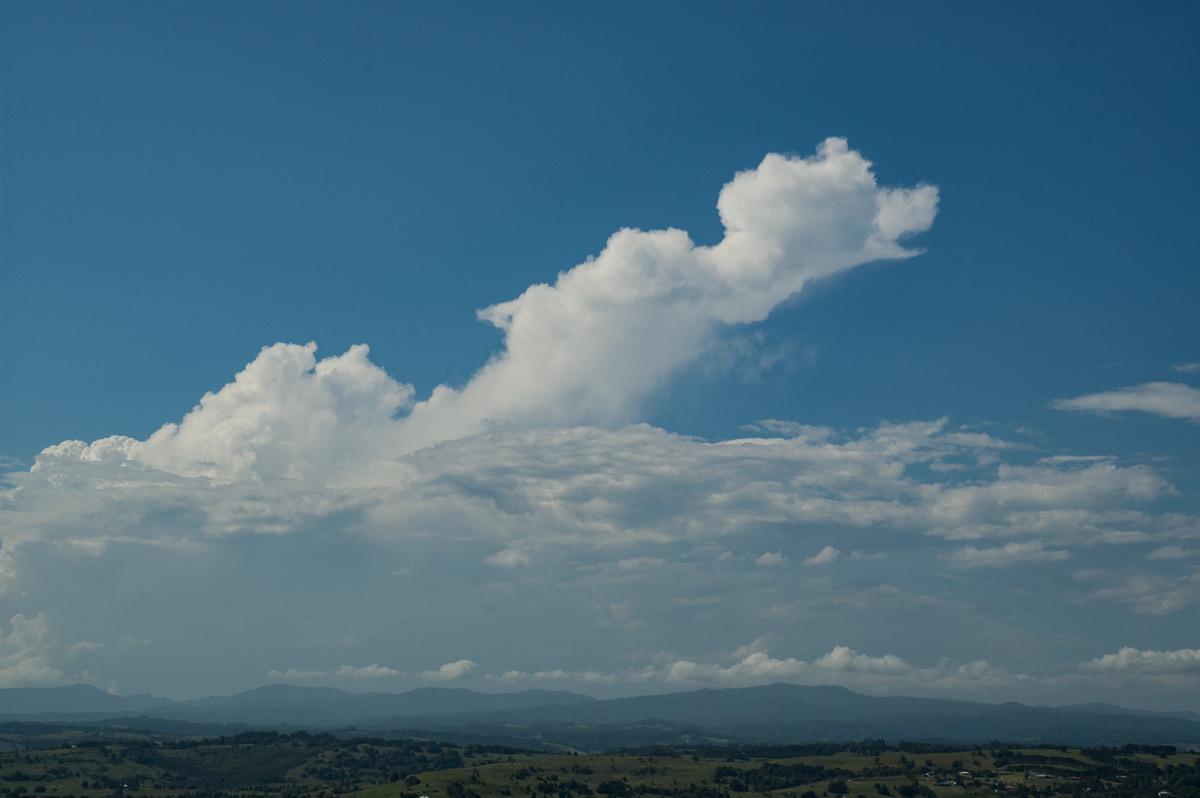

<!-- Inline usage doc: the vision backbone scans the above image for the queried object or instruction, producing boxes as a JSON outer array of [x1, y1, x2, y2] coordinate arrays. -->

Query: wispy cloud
[[1052, 382, 1200, 422], [337, 664, 402, 679], [814, 646, 912, 673], [1083, 647, 1200, 673], [1085, 571, 1200, 615], [267, 668, 328, 680], [486, 549, 531, 568], [1147, 545, 1197, 561], [942, 541, 1070, 568]]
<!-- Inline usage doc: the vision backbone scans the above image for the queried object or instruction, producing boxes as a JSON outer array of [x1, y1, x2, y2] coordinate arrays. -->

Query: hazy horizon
[[14, 679, 1200, 716]]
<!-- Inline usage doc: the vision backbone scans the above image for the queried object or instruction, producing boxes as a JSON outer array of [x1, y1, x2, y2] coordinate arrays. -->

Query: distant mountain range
[[2, 682, 1198, 751]]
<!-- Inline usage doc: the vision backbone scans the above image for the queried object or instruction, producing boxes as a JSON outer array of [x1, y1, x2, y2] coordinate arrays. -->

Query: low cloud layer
[[484, 642, 1200, 706], [3, 141, 1198, 710], [6, 415, 1197, 705]]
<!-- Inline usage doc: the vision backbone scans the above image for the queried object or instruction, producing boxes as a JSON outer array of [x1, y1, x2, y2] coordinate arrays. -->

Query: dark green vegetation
[[0, 726, 1197, 798]]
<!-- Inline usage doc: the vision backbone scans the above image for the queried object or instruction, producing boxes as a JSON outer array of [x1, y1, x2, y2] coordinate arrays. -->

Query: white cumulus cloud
[[804, 545, 841, 566], [37, 140, 936, 483], [421, 659, 478, 680], [814, 645, 913, 673], [0, 614, 64, 687], [391, 138, 938, 453], [36, 343, 414, 483]]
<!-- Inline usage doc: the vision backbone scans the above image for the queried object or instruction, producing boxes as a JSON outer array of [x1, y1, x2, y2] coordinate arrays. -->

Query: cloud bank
[[6, 414, 1196, 702]]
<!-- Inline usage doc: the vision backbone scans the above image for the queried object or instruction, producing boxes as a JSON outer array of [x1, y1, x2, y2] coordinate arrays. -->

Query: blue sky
[[2, 1, 1200, 709]]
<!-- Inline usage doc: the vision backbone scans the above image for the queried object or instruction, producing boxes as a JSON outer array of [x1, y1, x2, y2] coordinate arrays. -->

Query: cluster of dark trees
[[712, 761, 850, 792]]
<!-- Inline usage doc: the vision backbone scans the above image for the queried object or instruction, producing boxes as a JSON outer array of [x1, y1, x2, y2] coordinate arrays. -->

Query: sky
[[1, 1, 1199, 711]]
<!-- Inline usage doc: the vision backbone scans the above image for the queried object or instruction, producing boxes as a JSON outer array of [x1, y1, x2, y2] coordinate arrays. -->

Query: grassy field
[[0, 733, 1195, 798], [354, 746, 1200, 798]]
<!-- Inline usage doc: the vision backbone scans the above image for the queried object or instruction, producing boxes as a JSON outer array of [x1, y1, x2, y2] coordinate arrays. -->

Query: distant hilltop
[[2, 682, 1199, 751]]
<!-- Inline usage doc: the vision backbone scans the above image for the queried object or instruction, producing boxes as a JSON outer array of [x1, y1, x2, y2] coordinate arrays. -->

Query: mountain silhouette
[[2, 682, 1197, 749]]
